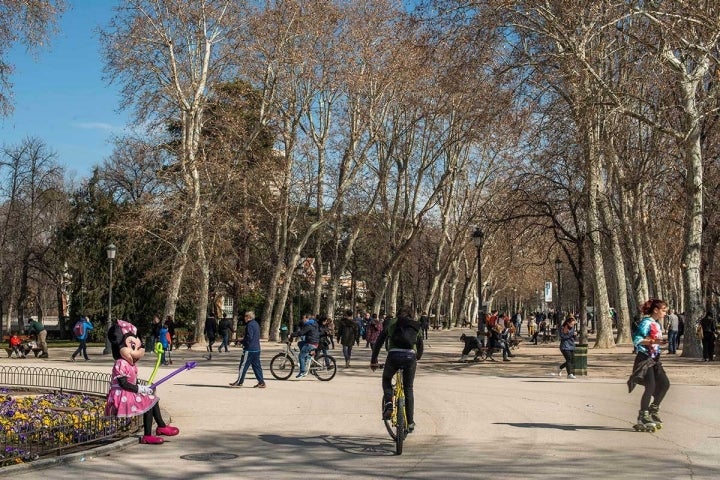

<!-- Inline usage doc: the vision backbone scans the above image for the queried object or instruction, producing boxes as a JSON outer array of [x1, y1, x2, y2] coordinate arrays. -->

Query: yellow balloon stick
[[147, 341, 164, 383]]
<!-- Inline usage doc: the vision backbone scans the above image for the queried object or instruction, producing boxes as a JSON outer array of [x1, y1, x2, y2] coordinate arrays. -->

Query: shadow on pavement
[[259, 433, 396, 456], [495, 422, 628, 432]]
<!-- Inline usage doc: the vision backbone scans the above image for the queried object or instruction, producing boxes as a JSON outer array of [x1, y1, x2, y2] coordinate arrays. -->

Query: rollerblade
[[632, 409, 657, 432], [648, 403, 663, 429]]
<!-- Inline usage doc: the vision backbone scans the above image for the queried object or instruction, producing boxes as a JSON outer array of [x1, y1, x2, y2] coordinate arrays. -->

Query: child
[[8, 331, 25, 358], [158, 323, 171, 365]]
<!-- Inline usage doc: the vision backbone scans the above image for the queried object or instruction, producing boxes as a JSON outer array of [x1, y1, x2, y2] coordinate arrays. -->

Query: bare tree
[[0, 0, 66, 115], [0, 137, 65, 334], [101, 0, 245, 343]]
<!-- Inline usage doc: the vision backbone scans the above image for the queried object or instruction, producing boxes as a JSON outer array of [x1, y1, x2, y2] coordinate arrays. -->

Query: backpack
[[73, 321, 85, 339], [390, 320, 421, 350]]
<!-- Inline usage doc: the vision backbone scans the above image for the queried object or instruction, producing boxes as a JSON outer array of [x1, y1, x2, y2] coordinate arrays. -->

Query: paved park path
[[3, 328, 719, 479]]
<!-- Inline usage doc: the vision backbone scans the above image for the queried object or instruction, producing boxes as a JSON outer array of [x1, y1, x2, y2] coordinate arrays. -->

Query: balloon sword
[[147, 341, 165, 383], [150, 361, 197, 390]]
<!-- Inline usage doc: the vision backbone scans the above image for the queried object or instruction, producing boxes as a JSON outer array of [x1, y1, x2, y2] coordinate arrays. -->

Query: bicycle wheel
[[384, 414, 396, 440], [311, 354, 337, 381], [269, 353, 295, 380], [395, 397, 406, 455]]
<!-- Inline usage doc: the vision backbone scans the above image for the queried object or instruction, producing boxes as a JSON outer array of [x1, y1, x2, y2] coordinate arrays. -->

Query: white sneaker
[[556, 365, 562, 376], [567, 374, 576, 379]]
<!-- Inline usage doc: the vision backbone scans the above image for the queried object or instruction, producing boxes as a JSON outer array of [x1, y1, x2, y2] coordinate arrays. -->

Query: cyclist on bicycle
[[370, 306, 424, 433], [288, 314, 320, 378]]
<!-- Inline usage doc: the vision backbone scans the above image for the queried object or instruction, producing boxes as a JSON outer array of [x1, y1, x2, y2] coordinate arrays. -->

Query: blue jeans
[[667, 330, 678, 354], [72, 338, 89, 360], [219, 331, 229, 352], [238, 350, 264, 384], [299, 343, 316, 373]]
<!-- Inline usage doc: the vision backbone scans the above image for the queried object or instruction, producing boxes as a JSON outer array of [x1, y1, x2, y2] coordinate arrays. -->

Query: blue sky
[[0, 1, 127, 180]]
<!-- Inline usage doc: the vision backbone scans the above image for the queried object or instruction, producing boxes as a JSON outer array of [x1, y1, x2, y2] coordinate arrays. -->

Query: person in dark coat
[[229, 311, 265, 388], [337, 310, 359, 368], [204, 315, 218, 352]]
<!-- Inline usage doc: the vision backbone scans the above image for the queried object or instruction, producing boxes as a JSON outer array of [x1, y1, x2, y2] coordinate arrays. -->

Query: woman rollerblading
[[633, 409, 657, 432], [627, 298, 670, 433]]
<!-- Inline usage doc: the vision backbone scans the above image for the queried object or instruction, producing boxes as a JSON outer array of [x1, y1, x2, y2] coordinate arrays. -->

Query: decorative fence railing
[[0, 366, 142, 467]]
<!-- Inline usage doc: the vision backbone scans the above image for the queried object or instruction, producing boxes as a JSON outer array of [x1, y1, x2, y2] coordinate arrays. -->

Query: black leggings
[[559, 349, 574, 375], [702, 335, 715, 360], [143, 403, 166, 436], [382, 351, 417, 424], [635, 353, 670, 410]]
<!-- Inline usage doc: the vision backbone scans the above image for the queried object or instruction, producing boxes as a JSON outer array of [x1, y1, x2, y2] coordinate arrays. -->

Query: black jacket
[[291, 320, 320, 345]]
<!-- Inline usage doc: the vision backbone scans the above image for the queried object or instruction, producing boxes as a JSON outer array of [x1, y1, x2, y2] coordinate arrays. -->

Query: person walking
[[528, 315, 537, 339], [229, 311, 265, 388], [664, 309, 679, 354], [164, 315, 176, 354], [218, 314, 234, 353], [700, 313, 717, 361], [366, 313, 383, 349], [70, 315, 94, 362], [27, 318, 48, 358], [628, 298, 670, 430], [204, 314, 218, 353], [556, 314, 577, 379], [150, 315, 162, 350], [420, 312, 430, 340], [337, 310, 359, 368]]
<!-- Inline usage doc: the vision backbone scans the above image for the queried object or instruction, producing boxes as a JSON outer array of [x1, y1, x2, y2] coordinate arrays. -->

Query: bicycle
[[379, 365, 408, 455], [269, 342, 337, 381]]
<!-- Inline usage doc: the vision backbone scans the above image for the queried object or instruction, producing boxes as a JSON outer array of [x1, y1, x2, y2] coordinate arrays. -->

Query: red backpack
[[73, 321, 85, 339]]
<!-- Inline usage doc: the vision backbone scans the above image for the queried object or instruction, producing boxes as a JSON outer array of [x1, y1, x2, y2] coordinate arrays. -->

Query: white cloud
[[73, 122, 124, 133]]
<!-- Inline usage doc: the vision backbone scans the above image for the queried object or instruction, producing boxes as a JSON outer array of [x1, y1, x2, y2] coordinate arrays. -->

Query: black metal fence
[[0, 366, 142, 467]]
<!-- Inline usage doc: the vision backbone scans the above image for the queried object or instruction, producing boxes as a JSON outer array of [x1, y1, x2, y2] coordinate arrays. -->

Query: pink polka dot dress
[[105, 358, 158, 417]]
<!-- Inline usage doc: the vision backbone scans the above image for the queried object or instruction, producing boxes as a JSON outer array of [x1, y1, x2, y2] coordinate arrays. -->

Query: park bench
[[174, 329, 196, 349], [3, 335, 43, 358]]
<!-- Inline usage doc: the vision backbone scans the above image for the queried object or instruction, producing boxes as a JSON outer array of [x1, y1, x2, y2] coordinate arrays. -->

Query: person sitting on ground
[[459, 333, 482, 362]]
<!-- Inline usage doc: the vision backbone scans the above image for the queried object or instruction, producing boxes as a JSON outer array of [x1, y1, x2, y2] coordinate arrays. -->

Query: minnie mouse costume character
[[105, 319, 180, 444]]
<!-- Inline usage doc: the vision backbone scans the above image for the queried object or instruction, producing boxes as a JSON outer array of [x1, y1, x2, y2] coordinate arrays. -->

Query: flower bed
[[0, 387, 119, 466]]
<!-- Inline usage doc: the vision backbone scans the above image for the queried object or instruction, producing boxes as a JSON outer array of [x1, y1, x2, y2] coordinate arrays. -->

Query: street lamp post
[[554, 256, 562, 327], [103, 243, 117, 355], [472, 228, 485, 336]]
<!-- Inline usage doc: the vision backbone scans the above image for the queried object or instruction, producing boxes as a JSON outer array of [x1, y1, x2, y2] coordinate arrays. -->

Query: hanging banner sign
[[544, 282, 553, 303]]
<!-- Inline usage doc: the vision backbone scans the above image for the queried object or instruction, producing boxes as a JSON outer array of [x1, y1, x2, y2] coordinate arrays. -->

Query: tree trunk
[[599, 193, 631, 344], [194, 232, 210, 346], [585, 118, 614, 348], [163, 229, 193, 321], [679, 82, 704, 359]]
